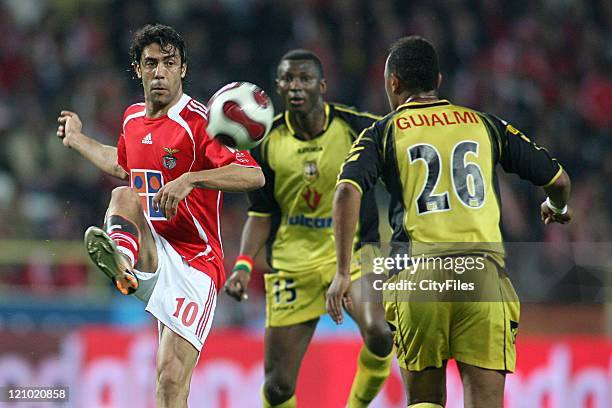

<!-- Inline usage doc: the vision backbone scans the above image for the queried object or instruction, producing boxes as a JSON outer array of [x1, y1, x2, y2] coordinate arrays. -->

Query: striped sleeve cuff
[[248, 211, 272, 218], [336, 179, 364, 195], [543, 165, 563, 188]]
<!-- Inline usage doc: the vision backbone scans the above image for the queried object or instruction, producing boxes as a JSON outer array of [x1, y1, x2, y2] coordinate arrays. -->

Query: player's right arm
[[57, 110, 127, 180], [328, 123, 384, 323], [224, 215, 271, 301], [224, 141, 278, 301], [484, 114, 571, 224]]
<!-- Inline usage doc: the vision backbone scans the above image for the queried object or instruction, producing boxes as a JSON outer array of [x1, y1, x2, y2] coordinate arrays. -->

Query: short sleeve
[[337, 125, 383, 194], [117, 104, 146, 173], [204, 139, 260, 169], [247, 142, 280, 217], [484, 114, 563, 186], [332, 104, 381, 140], [117, 130, 128, 172]]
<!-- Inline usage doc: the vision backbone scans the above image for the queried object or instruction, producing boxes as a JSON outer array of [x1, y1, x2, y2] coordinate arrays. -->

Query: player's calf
[[105, 186, 159, 272], [104, 214, 140, 267], [156, 362, 190, 408], [348, 326, 393, 408]]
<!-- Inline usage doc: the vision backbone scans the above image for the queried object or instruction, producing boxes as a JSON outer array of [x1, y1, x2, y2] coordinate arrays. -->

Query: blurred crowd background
[[0, 0, 609, 330]]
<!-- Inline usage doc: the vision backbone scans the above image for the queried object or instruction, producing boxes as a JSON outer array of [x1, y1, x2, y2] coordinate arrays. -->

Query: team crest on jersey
[[303, 161, 319, 182], [235, 151, 249, 163], [162, 147, 180, 169]]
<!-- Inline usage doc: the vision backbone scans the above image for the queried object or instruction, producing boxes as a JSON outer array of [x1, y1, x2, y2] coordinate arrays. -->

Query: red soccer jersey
[[117, 94, 259, 290]]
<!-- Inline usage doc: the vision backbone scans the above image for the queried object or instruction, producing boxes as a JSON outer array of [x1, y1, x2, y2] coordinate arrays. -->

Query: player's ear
[[134, 63, 142, 79], [390, 73, 402, 95], [437, 73, 443, 89], [181, 63, 187, 79], [275, 78, 282, 95], [319, 78, 327, 95]]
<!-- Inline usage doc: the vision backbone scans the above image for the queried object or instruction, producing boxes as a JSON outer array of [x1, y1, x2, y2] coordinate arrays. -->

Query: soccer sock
[[105, 215, 140, 268], [261, 387, 296, 408], [347, 344, 393, 408], [407, 403, 443, 408]]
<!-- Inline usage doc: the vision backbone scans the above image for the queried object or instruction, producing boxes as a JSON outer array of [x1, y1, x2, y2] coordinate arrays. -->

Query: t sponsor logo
[[131, 169, 165, 220], [141, 133, 153, 144]]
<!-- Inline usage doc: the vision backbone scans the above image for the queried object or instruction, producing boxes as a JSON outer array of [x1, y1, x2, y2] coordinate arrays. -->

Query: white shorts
[[132, 219, 217, 352]]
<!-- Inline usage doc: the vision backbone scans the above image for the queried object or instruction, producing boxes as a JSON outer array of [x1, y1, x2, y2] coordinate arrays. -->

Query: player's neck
[[145, 91, 184, 119], [290, 103, 326, 140], [404, 90, 439, 104]]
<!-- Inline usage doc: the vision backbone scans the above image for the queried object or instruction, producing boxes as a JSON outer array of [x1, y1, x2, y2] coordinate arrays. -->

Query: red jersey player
[[56, 24, 263, 407]]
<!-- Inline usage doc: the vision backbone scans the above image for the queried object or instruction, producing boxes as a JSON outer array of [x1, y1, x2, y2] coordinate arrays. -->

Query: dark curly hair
[[278, 49, 324, 78], [129, 24, 187, 66], [387, 36, 439, 93]]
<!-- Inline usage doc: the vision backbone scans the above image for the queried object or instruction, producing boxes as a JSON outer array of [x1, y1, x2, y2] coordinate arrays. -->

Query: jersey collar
[[397, 99, 451, 110], [168, 93, 190, 116], [284, 102, 332, 140]]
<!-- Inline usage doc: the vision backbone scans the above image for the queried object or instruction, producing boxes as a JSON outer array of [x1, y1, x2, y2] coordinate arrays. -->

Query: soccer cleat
[[84, 226, 139, 295]]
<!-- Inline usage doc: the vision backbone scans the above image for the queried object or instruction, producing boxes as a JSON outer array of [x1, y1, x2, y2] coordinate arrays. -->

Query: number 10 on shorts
[[172, 297, 200, 327]]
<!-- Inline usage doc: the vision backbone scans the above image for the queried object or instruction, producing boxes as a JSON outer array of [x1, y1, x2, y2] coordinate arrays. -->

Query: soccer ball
[[206, 82, 274, 150]]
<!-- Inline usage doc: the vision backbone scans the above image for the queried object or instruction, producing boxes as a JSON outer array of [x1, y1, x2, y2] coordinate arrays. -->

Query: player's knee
[[110, 186, 142, 211], [264, 377, 295, 405], [363, 322, 393, 356]]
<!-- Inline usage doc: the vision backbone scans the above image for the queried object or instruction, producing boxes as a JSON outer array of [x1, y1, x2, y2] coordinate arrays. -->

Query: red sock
[[109, 231, 140, 268]]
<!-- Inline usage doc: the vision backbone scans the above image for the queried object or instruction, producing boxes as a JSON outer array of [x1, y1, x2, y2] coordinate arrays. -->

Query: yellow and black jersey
[[248, 103, 381, 272], [338, 99, 562, 260]]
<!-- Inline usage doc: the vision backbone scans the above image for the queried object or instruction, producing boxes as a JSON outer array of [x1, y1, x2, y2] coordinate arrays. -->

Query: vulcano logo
[[287, 214, 332, 228]]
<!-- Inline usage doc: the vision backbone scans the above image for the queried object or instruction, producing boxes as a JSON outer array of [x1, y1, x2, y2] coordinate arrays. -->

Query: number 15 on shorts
[[274, 278, 297, 304]]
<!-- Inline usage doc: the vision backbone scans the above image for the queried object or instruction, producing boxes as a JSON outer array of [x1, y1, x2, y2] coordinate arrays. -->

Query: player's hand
[[541, 201, 572, 225], [152, 173, 194, 219], [326, 273, 352, 325], [224, 268, 251, 301], [57, 110, 83, 148]]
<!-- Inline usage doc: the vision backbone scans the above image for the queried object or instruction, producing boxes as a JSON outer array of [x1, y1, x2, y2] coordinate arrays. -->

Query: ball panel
[[208, 82, 242, 107], [253, 88, 270, 108], [222, 101, 266, 140]]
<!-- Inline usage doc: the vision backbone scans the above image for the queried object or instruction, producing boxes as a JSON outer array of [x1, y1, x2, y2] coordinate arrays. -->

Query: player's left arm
[[153, 130, 265, 218], [187, 163, 265, 192], [487, 115, 572, 224], [152, 164, 264, 219], [541, 170, 571, 224]]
